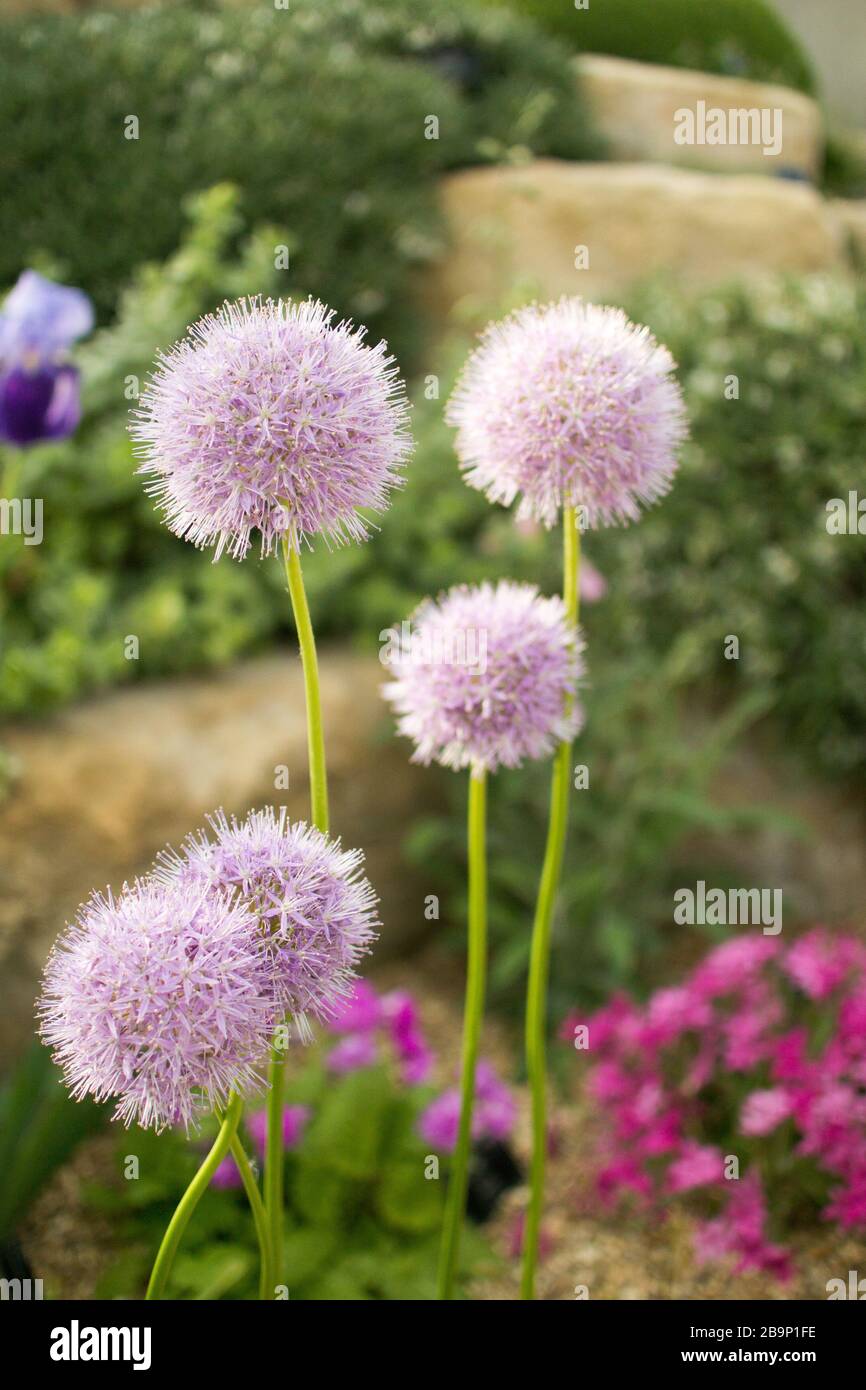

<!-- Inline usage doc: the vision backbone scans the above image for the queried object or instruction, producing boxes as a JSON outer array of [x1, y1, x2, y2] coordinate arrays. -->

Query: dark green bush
[[478, 0, 816, 93], [0, 0, 598, 359]]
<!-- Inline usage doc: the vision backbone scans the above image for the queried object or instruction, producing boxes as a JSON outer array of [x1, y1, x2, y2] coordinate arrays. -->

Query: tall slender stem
[[263, 534, 330, 1294], [227, 1128, 272, 1301], [146, 1092, 243, 1300], [282, 534, 329, 835], [264, 1040, 286, 1293], [521, 505, 580, 1301], [437, 765, 487, 1300]]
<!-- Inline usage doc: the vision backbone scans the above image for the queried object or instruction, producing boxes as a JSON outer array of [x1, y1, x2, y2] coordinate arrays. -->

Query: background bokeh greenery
[[0, 0, 599, 359], [477, 0, 817, 92]]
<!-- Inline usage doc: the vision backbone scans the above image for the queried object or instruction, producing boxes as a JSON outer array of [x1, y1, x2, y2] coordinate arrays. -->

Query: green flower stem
[[227, 1128, 272, 1301], [437, 764, 487, 1301], [264, 1041, 287, 1294], [262, 535, 330, 1292], [282, 534, 329, 835], [146, 1091, 243, 1301], [521, 505, 580, 1301]]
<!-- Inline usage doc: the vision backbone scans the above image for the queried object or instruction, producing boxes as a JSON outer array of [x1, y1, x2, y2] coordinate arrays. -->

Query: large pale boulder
[[429, 160, 847, 322], [0, 652, 441, 1064], [578, 54, 823, 179]]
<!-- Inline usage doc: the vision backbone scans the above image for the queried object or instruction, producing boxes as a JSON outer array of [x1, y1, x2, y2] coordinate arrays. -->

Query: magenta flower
[[155, 806, 379, 1040], [38, 879, 275, 1132], [211, 1155, 244, 1191], [740, 1088, 793, 1137], [667, 1142, 725, 1193], [382, 990, 434, 1085], [418, 1060, 517, 1152], [326, 979, 383, 1034], [782, 928, 865, 1001], [382, 580, 584, 773], [246, 1104, 310, 1156], [446, 298, 687, 529], [580, 557, 607, 603], [0, 271, 93, 446], [327, 1032, 379, 1074], [694, 1174, 792, 1280], [131, 296, 412, 560], [419, 1090, 462, 1151]]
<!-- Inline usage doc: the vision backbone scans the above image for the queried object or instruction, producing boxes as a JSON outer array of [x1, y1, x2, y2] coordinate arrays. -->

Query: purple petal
[[0, 271, 94, 358], [0, 363, 81, 445]]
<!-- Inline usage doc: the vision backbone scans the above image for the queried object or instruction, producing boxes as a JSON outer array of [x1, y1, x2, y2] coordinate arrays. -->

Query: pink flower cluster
[[325, 979, 434, 1085], [563, 930, 866, 1279], [418, 1061, 517, 1153]]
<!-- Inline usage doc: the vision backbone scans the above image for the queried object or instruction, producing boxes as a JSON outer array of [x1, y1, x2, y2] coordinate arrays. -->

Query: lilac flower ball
[[382, 580, 583, 774], [131, 297, 412, 559], [446, 298, 687, 529], [38, 879, 275, 1132], [156, 807, 379, 1038]]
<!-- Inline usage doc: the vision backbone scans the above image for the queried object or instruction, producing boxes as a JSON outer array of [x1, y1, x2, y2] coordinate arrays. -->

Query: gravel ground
[[23, 949, 864, 1301]]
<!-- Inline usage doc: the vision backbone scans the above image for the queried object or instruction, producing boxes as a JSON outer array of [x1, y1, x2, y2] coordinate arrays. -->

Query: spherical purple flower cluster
[[382, 580, 583, 774], [38, 879, 274, 1132], [446, 297, 688, 529], [156, 807, 379, 1039], [38, 808, 379, 1130], [131, 297, 412, 559]]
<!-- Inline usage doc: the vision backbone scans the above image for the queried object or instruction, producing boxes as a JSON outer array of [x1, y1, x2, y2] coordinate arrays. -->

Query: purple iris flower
[[0, 271, 93, 446]]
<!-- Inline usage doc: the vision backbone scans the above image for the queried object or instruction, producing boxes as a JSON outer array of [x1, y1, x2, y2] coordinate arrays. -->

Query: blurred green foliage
[[477, 0, 816, 93], [823, 131, 866, 200], [0, 1044, 102, 1242], [85, 1060, 490, 1300], [0, 0, 598, 362], [614, 273, 866, 781]]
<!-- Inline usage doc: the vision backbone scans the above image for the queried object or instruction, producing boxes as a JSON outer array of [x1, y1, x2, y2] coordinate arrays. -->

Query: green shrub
[[478, 0, 816, 93], [0, 0, 598, 359]]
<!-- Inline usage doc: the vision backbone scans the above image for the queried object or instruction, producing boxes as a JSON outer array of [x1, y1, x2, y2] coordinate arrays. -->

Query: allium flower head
[[447, 298, 687, 528], [131, 297, 412, 559], [156, 807, 379, 1039], [38, 878, 274, 1132], [382, 580, 583, 774]]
